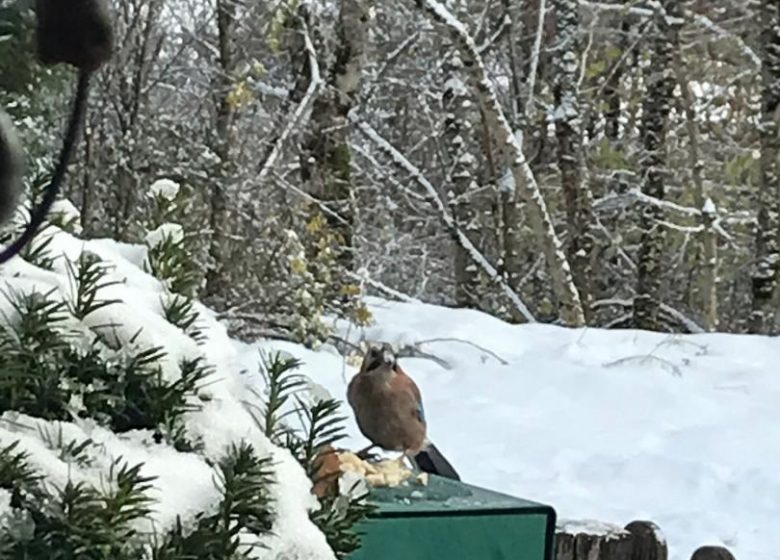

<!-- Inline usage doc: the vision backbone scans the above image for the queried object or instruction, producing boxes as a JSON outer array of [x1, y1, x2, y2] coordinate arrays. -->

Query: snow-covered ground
[[2, 226, 777, 560], [238, 297, 780, 560]]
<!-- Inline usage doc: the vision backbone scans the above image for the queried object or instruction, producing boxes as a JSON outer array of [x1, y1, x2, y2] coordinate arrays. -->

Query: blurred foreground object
[[0, 110, 24, 227], [36, 0, 113, 70]]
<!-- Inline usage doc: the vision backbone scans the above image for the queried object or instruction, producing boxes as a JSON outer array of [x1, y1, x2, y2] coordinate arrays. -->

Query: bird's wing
[[393, 366, 426, 427], [346, 374, 360, 410], [415, 401, 426, 425]]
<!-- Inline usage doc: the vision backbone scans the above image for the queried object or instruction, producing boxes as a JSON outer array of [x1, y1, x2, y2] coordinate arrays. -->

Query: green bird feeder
[[350, 475, 556, 560]]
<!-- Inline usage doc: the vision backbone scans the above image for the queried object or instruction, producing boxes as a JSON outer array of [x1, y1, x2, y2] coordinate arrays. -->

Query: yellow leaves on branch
[[267, 0, 299, 53], [340, 284, 361, 297], [289, 256, 307, 275], [226, 79, 252, 110], [339, 284, 373, 325], [352, 302, 373, 326], [306, 213, 326, 234]]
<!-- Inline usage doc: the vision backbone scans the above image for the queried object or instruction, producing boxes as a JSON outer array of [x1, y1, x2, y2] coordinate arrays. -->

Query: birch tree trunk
[[417, 0, 585, 326], [500, 0, 526, 311], [301, 0, 370, 271], [552, 0, 596, 321], [701, 201, 719, 331], [442, 51, 480, 307], [673, 49, 719, 331], [749, 0, 780, 334], [632, 1, 681, 331]]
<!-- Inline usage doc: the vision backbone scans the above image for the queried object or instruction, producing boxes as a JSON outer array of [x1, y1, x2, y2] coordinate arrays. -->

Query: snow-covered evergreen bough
[[0, 190, 371, 557]]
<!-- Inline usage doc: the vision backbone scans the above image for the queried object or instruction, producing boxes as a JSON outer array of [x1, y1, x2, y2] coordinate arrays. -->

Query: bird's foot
[[356, 448, 381, 462], [396, 452, 411, 469]]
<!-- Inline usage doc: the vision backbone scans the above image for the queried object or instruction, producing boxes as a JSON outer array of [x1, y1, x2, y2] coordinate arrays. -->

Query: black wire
[[0, 68, 91, 264]]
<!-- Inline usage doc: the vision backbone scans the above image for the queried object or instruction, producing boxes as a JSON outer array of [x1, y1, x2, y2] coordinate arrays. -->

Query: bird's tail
[[412, 442, 460, 481]]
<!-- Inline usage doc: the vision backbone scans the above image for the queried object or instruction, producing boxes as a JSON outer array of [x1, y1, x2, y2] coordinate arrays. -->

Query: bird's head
[[360, 342, 397, 374]]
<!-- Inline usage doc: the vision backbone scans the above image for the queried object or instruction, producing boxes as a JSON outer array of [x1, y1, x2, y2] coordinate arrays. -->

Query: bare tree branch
[[353, 117, 537, 322], [414, 0, 585, 326], [257, 19, 321, 185]]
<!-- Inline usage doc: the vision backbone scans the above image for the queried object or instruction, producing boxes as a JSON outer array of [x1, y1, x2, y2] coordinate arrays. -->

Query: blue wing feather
[[415, 402, 426, 425]]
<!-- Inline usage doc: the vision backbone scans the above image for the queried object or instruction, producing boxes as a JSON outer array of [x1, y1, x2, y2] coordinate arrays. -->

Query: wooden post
[[555, 519, 668, 560], [555, 519, 738, 560], [555, 520, 633, 560], [690, 546, 736, 560], [625, 520, 667, 560]]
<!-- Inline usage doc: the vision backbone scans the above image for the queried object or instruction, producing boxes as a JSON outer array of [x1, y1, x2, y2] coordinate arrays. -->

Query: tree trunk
[[80, 120, 95, 236], [749, 0, 780, 334], [603, 17, 631, 143], [632, 2, 681, 331], [673, 49, 719, 331], [301, 0, 370, 271], [443, 50, 480, 307], [553, 0, 596, 321], [204, 0, 238, 299], [110, 0, 164, 242], [500, 0, 527, 317]]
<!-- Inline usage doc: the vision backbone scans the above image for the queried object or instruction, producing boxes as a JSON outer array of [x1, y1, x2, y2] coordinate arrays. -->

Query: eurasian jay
[[347, 342, 460, 481]]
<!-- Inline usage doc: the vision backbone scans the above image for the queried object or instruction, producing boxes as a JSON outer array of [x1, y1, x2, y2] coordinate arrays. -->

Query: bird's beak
[[380, 349, 396, 367], [363, 346, 397, 373]]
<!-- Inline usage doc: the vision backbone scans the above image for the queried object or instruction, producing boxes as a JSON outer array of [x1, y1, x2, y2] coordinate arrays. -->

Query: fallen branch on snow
[[416, 337, 509, 365], [327, 334, 454, 370], [348, 268, 421, 304], [592, 298, 704, 334]]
